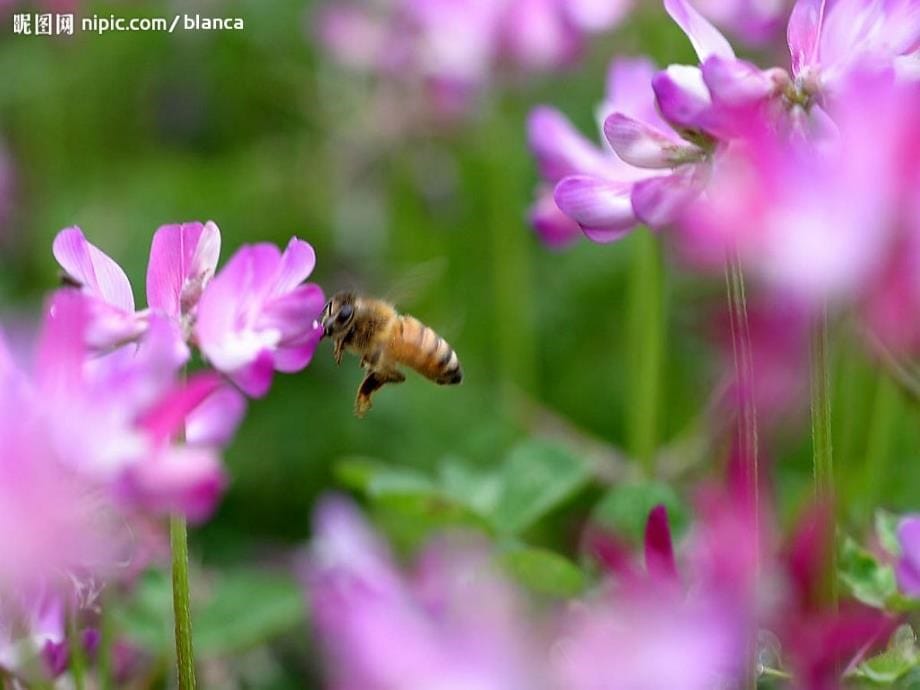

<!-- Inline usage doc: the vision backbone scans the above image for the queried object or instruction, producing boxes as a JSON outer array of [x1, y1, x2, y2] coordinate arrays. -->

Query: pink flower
[[786, 0, 920, 96], [679, 76, 920, 330], [528, 56, 712, 242], [0, 320, 129, 603], [895, 515, 920, 596], [13, 291, 230, 521], [315, 0, 633, 120], [195, 238, 325, 397], [53, 222, 221, 351], [555, 590, 745, 690], [691, 0, 789, 44], [303, 497, 537, 690]]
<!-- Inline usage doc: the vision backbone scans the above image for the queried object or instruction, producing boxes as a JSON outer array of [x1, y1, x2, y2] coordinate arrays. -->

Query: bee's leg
[[333, 337, 346, 365], [354, 369, 405, 418]]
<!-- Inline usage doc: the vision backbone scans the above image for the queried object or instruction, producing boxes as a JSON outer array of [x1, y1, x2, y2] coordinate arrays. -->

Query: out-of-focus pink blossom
[[304, 497, 537, 690], [776, 504, 896, 690], [13, 291, 230, 521], [315, 0, 632, 120], [555, 589, 744, 690], [679, 77, 920, 342], [895, 515, 920, 596], [786, 0, 920, 95], [195, 238, 324, 397], [692, 0, 788, 44]]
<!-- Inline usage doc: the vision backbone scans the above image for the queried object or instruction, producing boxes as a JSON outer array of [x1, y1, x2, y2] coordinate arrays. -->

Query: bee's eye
[[337, 304, 353, 322]]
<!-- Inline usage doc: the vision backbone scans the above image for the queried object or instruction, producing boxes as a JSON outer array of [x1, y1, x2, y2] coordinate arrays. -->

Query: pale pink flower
[[304, 497, 538, 690], [315, 0, 633, 120], [195, 238, 325, 397]]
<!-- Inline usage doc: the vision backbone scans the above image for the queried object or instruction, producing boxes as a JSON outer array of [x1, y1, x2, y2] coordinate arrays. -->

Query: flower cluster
[[0, 221, 323, 680], [529, 0, 920, 348], [305, 492, 894, 690], [315, 0, 633, 120]]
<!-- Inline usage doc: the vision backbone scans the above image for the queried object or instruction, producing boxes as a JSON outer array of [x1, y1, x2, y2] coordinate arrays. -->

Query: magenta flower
[[895, 515, 920, 596], [195, 238, 324, 397], [304, 497, 538, 690]]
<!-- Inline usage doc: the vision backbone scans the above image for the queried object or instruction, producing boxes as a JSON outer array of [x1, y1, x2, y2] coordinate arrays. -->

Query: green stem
[[627, 230, 664, 475], [862, 373, 898, 520], [67, 609, 86, 690], [170, 515, 197, 690], [98, 590, 114, 690], [484, 107, 536, 408], [810, 307, 837, 608]]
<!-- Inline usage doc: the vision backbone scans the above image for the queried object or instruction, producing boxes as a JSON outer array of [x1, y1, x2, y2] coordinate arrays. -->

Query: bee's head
[[321, 292, 357, 338]]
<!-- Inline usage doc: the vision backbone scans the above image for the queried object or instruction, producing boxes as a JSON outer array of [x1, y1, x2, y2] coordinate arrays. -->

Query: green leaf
[[110, 568, 173, 656], [113, 568, 305, 658], [838, 534, 899, 610], [334, 457, 435, 499], [877, 510, 903, 558], [856, 625, 920, 684], [437, 458, 503, 517], [591, 480, 689, 545], [500, 546, 586, 598], [490, 440, 591, 535]]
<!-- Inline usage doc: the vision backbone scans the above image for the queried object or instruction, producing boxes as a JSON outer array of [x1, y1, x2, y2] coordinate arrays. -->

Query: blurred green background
[[1, 1, 918, 686]]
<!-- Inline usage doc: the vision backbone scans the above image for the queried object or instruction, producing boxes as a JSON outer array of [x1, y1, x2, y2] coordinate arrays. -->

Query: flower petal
[[528, 106, 611, 181], [645, 505, 679, 583], [137, 373, 222, 445], [664, 0, 735, 61], [602, 57, 666, 127], [229, 350, 276, 398], [702, 56, 778, 106], [269, 237, 317, 297], [652, 65, 715, 133], [554, 175, 638, 242], [631, 167, 705, 229], [564, 0, 634, 31], [121, 445, 227, 523], [52, 227, 135, 312], [146, 221, 221, 320], [604, 113, 698, 169], [787, 0, 825, 75], [529, 187, 584, 248], [185, 387, 247, 447]]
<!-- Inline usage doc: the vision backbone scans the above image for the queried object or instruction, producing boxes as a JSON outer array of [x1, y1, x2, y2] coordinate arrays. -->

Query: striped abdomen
[[388, 315, 462, 385]]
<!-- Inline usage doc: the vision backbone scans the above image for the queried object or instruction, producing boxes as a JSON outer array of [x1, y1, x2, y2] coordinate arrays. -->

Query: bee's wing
[[381, 257, 449, 309]]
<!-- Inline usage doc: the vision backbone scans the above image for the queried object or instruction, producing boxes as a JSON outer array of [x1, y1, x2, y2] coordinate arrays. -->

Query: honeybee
[[321, 292, 463, 417]]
